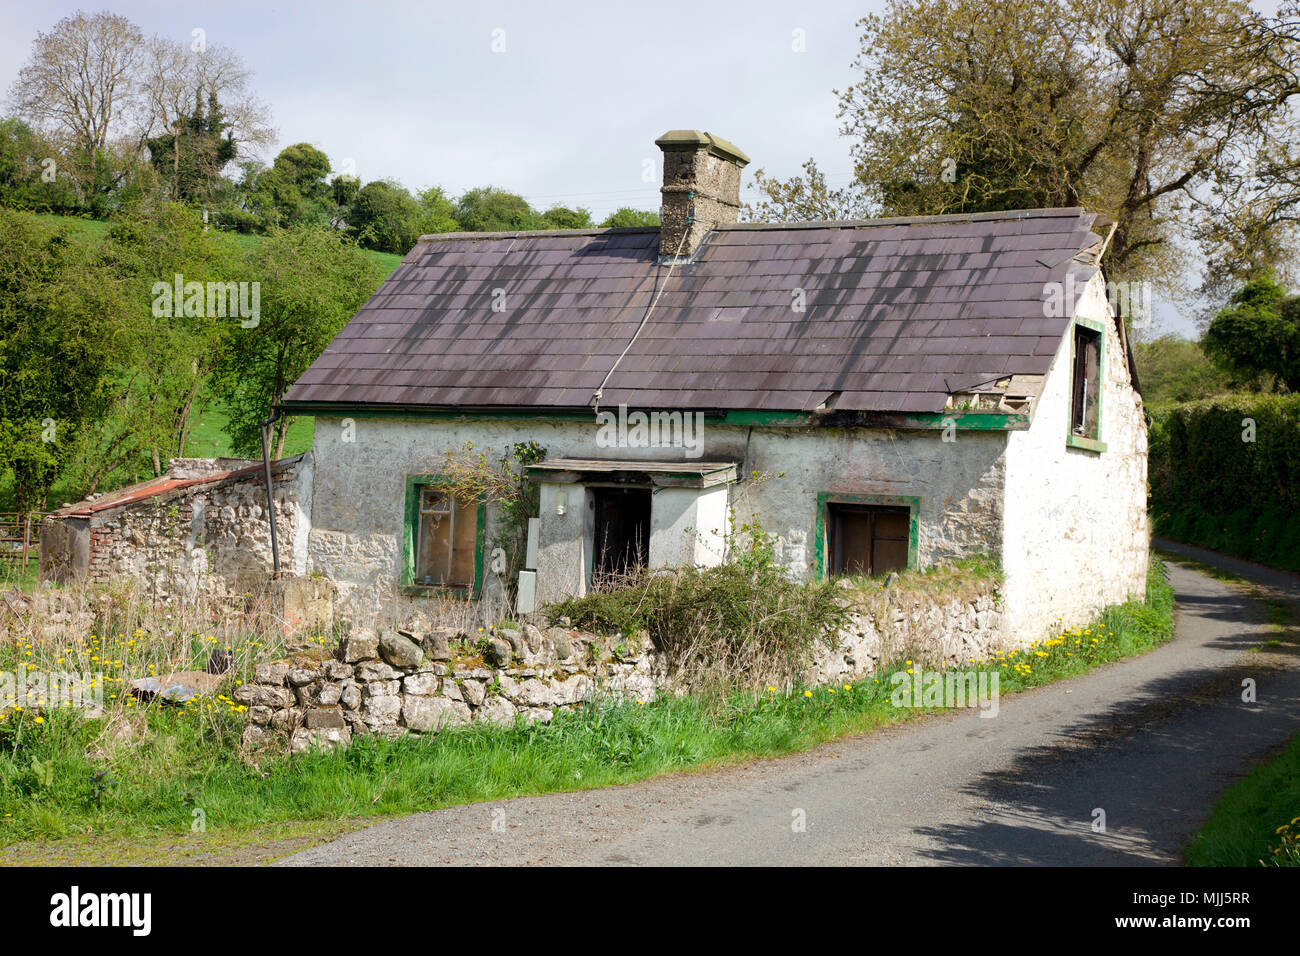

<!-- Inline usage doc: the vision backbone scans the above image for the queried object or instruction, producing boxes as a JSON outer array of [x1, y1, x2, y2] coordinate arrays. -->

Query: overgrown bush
[[549, 546, 849, 693], [1149, 394, 1300, 569]]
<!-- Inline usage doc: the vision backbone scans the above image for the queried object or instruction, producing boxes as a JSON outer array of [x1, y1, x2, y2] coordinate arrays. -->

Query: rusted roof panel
[[50, 456, 304, 517]]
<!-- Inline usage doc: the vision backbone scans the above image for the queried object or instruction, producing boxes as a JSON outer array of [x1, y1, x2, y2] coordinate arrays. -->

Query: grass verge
[[1185, 733, 1300, 867], [1173, 549, 1300, 867], [0, 559, 1174, 863]]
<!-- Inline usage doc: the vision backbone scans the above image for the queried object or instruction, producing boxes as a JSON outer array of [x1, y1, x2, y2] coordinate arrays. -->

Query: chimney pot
[[656, 130, 749, 258]]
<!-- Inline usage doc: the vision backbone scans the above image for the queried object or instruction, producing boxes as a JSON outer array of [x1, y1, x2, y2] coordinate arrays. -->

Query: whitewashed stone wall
[[1001, 273, 1150, 642], [307, 416, 1008, 617]]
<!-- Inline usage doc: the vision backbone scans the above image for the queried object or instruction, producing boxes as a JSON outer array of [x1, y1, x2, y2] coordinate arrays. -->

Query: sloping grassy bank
[[0, 560, 1173, 854], [1185, 733, 1300, 867]]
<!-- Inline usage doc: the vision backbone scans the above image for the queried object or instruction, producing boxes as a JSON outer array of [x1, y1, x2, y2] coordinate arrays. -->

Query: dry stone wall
[[235, 622, 665, 754], [812, 576, 1005, 684], [235, 573, 1006, 754]]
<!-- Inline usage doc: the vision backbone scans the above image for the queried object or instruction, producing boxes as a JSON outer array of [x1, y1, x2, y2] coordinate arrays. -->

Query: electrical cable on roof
[[591, 220, 698, 412]]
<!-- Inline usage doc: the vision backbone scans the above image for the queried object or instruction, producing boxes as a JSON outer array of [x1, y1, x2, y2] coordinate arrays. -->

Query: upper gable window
[[1068, 319, 1105, 452]]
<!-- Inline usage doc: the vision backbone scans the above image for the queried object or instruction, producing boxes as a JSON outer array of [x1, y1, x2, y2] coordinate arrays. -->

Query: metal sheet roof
[[50, 456, 305, 517], [283, 208, 1104, 416]]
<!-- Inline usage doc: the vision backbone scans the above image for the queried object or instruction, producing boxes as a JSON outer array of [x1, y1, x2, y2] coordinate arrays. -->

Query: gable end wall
[[1001, 272, 1149, 642]]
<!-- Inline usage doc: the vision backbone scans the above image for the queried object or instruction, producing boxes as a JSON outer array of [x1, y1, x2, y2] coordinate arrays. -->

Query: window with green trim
[[1066, 316, 1107, 452], [828, 503, 910, 577], [1070, 325, 1101, 439], [403, 476, 485, 596], [814, 493, 920, 579]]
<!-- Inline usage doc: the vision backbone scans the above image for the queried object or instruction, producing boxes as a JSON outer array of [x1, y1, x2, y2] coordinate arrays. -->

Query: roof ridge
[[720, 207, 1091, 232], [416, 226, 659, 243], [412, 207, 1095, 245]]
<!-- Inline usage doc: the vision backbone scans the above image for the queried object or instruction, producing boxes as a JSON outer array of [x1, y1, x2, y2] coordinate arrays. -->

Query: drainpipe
[[260, 405, 283, 577]]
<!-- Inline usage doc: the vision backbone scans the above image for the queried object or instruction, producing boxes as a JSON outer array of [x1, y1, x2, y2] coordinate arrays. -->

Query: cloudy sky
[[2, 0, 1214, 335], [1, 0, 866, 216]]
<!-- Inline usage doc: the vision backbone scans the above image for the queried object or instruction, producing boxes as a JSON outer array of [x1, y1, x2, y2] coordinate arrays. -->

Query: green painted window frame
[[813, 493, 921, 580], [1066, 314, 1107, 453], [401, 474, 487, 599]]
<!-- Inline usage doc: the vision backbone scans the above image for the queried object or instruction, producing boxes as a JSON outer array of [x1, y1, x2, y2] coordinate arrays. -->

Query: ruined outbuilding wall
[[49, 456, 313, 602]]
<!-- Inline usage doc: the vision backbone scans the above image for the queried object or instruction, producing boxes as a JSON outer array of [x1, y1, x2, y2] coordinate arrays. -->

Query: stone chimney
[[656, 130, 750, 259]]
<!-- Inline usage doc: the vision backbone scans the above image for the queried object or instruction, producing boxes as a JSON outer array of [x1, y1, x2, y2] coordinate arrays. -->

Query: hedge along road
[[279, 548, 1300, 866]]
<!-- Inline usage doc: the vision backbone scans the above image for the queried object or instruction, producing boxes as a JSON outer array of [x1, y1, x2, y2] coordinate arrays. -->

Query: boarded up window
[[1071, 325, 1101, 439], [414, 487, 478, 587], [828, 503, 910, 577]]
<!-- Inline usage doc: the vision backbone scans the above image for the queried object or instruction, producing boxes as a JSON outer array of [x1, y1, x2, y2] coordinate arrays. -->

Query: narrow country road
[[279, 544, 1300, 866]]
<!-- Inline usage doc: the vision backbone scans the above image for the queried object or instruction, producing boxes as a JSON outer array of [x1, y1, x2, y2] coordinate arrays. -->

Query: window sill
[[1066, 434, 1107, 453], [400, 584, 477, 600]]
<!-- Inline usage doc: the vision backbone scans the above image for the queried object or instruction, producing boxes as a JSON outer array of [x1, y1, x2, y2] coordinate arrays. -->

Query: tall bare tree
[[137, 36, 274, 155], [7, 11, 144, 154]]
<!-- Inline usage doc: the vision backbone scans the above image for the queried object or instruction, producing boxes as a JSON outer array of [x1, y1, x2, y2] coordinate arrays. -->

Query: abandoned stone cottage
[[41, 130, 1149, 651], [277, 130, 1149, 645]]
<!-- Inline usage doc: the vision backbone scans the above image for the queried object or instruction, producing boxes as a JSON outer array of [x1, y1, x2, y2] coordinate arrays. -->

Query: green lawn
[[185, 403, 315, 459]]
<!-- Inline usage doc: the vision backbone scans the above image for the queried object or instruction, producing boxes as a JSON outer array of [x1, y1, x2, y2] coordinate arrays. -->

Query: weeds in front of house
[[0, 577, 330, 762], [0, 559, 1173, 847], [548, 515, 850, 694]]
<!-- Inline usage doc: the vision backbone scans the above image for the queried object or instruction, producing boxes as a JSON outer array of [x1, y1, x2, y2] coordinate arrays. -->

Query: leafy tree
[[745, 160, 870, 223], [454, 187, 542, 232], [60, 203, 248, 490], [241, 142, 332, 227], [540, 205, 593, 229], [1131, 335, 1230, 405], [0, 117, 81, 213], [331, 173, 360, 209], [345, 179, 423, 253], [213, 226, 382, 456], [1203, 276, 1300, 392], [599, 207, 660, 228], [144, 91, 238, 204], [0, 210, 119, 511], [749, 0, 1300, 287], [414, 185, 459, 234]]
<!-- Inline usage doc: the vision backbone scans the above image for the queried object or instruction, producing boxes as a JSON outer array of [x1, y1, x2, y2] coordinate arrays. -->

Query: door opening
[[591, 487, 651, 585]]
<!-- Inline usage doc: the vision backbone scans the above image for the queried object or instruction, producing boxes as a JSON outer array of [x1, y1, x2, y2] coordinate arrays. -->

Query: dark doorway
[[592, 487, 651, 583], [828, 503, 910, 577]]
